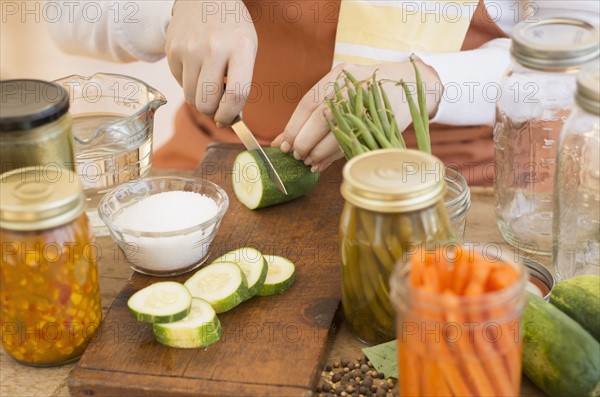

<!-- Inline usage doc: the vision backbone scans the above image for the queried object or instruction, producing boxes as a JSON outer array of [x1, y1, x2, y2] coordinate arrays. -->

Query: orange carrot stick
[[451, 247, 472, 295]]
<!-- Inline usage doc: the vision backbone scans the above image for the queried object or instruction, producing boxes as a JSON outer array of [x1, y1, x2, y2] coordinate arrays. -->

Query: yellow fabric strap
[[334, 0, 478, 65]]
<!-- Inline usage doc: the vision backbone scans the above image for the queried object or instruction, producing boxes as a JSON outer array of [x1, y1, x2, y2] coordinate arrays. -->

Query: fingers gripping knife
[[230, 114, 288, 195]]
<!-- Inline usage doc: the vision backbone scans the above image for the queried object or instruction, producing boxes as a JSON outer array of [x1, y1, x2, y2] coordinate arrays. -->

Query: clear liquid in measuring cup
[[73, 113, 153, 235]]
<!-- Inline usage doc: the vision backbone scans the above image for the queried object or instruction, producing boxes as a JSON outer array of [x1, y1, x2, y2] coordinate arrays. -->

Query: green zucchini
[[256, 255, 296, 296], [213, 247, 267, 299], [127, 282, 192, 323], [153, 298, 222, 348], [184, 262, 248, 313], [550, 275, 600, 342], [523, 293, 600, 397], [232, 147, 320, 210]]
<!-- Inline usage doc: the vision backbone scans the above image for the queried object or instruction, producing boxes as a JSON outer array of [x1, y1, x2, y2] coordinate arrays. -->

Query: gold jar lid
[[0, 167, 85, 231], [576, 64, 600, 115], [341, 149, 446, 213], [511, 18, 600, 71]]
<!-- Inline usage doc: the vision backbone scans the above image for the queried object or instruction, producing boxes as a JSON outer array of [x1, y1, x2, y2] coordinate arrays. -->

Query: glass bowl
[[98, 176, 228, 276]]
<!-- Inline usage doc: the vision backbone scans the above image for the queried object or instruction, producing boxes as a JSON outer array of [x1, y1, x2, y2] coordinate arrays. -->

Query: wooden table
[[0, 145, 547, 397]]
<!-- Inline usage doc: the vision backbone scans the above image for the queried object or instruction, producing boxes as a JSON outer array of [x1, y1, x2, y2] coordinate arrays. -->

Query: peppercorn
[[341, 392, 347, 397], [363, 376, 373, 388], [334, 361, 341, 368], [375, 388, 386, 397], [359, 386, 369, 395], [360, 364, 370, 373], [346, 385, 355, 393], [326, 365, 333, 372], [332, 372, 343, 383], [343, 367, 350, 373], [316, 386, 322, 393], [380, 383, 390, 392], [323, 383, 332, 392], [348, 362, 355, 370], [378, 372, 385, 379], [341, 358, 350, 367]]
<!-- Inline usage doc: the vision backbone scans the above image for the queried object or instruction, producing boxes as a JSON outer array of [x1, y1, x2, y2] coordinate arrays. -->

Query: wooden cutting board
[[68, 144, 345, 396]]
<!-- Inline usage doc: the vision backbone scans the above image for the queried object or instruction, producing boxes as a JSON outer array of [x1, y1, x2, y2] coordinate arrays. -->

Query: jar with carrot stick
[[390, 244, 528, 396], [339, 149, 452, 345]]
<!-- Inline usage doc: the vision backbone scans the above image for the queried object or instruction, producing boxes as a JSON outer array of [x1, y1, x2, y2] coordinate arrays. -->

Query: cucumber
[[184, 262, 248, 313], [523, 293, 600, 397], [153, 298, 222, 348], [550, 275, 600, 342], [256, 255, 296, 296], [213, 247, 267, 299], [232, 147, 320, 210], [128, 282, 192, 323]]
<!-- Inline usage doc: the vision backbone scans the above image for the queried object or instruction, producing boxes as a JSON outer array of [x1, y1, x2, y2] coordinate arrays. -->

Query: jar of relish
[[0, 167, 101, 366]]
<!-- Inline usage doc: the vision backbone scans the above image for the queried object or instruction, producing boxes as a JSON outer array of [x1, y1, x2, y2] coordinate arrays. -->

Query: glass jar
[[0, 80, 74, 174], [339, 149, 452, 345], [494, 18, 599, 255], [390, 245, 528, 396], [553, 65, 600, 280], [0, 167, 102, 366]]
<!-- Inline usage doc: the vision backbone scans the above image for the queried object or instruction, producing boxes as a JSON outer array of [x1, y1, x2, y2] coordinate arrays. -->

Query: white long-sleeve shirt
[[46, 1, 600, 127]]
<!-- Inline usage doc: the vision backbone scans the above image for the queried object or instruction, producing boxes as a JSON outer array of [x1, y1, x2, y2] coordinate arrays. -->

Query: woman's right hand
[[166, 0, 257, 127]]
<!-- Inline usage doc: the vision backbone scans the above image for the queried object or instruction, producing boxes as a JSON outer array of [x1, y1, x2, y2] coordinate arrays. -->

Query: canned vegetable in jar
[[0, 167, 101, 366], [0, 79, 74, 174]]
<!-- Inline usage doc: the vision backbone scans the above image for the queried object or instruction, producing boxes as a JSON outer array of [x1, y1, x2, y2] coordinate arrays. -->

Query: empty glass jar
[[553, 65, 600, 280], [494, 18, 599, 255]]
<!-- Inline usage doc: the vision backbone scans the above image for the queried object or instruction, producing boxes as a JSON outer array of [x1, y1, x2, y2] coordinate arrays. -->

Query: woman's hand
[[271, 60, 442, 171], [166, 0, 257, 127]]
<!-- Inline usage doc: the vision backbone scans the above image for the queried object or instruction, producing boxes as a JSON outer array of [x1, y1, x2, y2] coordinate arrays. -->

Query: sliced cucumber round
[[153, 298, 222, 348], [213, 247, 267, 299], [184, 261, 248, 313], [232, 148, 320, 210], [128, 281, 192, 323], [256, 255, 296, 296]]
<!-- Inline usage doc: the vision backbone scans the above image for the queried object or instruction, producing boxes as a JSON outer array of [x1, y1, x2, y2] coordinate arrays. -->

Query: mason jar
[[0, 80, 74, 174], [494, 18, 599, 255], [339, 149, 452, 345], [553, 65, 600, 280], [0, 167, 102, 366]]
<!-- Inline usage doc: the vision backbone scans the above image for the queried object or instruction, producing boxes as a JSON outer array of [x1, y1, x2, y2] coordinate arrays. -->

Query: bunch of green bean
[[326, 57, 431, 158]]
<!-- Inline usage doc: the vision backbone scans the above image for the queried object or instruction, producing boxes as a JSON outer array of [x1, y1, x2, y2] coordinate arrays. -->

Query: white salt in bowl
[[98, 176, 229, 276]]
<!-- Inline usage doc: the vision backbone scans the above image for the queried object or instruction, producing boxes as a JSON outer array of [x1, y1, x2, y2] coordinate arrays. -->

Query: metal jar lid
[[341, 149, 446, 213], [0, 80, 69, 132], [511, 18, 600, 71], [0, 167, 85, 231], [520, 257, 555, 301], [576, 64, 600, 115]]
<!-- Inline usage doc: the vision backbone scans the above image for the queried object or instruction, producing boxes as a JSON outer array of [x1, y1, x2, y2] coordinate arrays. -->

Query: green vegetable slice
[[184, 261, 248, 313], [213, 247, 267, 299], [153, 298, 222, 348], [256, 255, 296, 296], [127, 281, 192, 323]]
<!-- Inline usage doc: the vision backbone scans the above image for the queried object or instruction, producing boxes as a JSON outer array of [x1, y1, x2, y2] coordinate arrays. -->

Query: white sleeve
[[46, 1, 174, 63], [416, 38, 511, 127]]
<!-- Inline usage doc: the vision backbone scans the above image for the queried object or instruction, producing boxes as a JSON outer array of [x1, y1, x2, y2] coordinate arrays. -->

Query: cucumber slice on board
[[128, 282, 192, 323], [153, 298, 223, 348], [184, 262, 248, 313], [213, 247, 267, 299], [256, 255, 296, 296], [232, 147, 320, 210]]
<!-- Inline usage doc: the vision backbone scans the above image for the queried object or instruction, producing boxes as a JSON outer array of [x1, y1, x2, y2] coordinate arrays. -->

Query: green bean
[[357, 243, 394, 332], [378, 80, 406, 148], [330, 126, 353, 159], [350, 138, 368, 157], [342, 69, 358, 86], [371, 76, 392, 140], [345, 78, 357, 107], [367, 86, 385, 136], [400, 80, 431, 153], [345, 113, 379, 151], [334, 81, 350, 114], [354, 83, 364, 118], [363, 116, 393, 149], [327, 101, 352, 135], [410, 55, 430, 137]]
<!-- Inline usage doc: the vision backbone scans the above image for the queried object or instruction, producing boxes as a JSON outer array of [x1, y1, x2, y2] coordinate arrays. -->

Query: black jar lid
[[0, 79, 69, 132]]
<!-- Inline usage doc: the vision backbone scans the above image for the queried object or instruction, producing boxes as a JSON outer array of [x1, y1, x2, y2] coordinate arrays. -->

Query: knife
[[230, 114, 288, 195]]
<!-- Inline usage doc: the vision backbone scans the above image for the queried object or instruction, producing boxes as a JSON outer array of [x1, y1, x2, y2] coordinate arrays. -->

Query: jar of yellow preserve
[[0, 167, 101, 366], [339, 149, 452, 344]]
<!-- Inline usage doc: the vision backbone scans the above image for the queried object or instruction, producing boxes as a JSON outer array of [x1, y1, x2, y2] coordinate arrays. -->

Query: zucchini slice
[[128, 281, 192, 323], [256, 255, 296, 296], [213, 247, 267, 299], [153, 298, 222, 348], [184, 262, 248, 313], [232, 148, 319, 210]]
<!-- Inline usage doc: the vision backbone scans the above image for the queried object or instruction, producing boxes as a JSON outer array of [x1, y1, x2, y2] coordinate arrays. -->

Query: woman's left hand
[[271, 60, 442, 172]]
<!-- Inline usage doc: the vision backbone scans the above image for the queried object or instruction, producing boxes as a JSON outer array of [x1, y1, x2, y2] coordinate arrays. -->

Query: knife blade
[[231, 114, 288, 195]]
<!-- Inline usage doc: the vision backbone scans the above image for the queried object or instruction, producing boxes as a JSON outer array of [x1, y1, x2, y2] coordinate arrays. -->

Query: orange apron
[[154, 0, 507, 186]]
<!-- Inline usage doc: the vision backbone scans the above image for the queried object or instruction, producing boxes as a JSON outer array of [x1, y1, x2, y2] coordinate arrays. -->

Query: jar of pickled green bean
[[339, 149, 452, 345]]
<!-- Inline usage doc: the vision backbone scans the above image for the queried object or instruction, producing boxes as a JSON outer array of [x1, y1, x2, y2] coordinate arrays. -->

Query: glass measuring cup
[[54, 73, 167, 236]]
